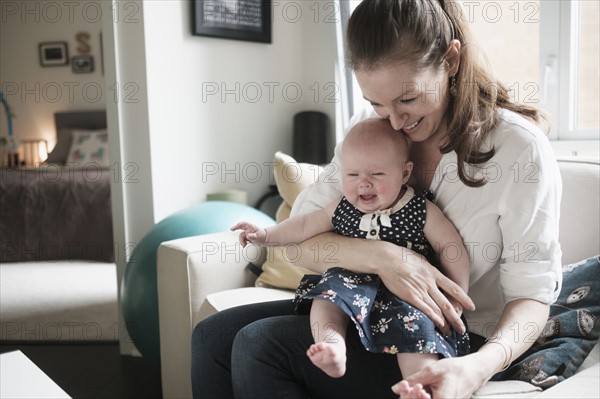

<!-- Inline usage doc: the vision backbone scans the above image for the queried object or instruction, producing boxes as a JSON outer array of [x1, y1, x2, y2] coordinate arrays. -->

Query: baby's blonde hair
[[342, 118, 410, 165]]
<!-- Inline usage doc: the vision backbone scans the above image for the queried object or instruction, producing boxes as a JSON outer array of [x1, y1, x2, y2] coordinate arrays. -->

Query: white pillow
[[66, 129, 109, 167]]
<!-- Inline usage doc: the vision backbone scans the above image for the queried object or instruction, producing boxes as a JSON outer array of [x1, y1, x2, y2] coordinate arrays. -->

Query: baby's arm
[[423, 200, 471, 315], [232, 199, 339, 247]]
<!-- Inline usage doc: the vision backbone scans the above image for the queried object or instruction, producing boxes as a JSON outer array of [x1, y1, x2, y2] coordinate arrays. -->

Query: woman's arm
[[396, 298, 549, 398], [396, 131, 561, 398], [479, 298, 550, 376], [293, 233, 475, 335]]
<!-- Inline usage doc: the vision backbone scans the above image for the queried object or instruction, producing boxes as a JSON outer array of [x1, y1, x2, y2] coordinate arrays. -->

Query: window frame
[[544, 0, 598, 140]]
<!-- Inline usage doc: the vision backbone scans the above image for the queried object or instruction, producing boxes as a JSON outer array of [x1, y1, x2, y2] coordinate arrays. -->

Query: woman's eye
[[399, 97, 417, 104]]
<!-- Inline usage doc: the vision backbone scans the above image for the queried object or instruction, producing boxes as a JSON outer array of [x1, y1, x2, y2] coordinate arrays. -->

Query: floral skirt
[[295, 267, 470, 357]]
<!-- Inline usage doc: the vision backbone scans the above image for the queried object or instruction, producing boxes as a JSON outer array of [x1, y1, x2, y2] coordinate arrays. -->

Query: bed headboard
[[54, 110, 107, 132], [46, 110, 107, 164]]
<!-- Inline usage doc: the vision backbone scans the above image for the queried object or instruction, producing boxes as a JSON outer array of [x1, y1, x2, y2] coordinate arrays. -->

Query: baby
[[232, 118, 471, 399]]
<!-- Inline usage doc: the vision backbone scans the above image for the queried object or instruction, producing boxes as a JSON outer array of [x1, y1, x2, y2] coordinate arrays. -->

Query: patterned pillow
[[496, 255, 600, 389], [66, 129, 109, 167]]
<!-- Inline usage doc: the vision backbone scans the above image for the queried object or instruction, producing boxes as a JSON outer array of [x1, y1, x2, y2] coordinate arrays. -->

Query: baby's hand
[[230, 221, 267, 247]]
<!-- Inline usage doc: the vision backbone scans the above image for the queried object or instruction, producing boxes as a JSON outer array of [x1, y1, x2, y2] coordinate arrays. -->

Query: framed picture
[[39, 42, 69, 67], [72, 55, 95, 73], [192, 0, 271, 43]]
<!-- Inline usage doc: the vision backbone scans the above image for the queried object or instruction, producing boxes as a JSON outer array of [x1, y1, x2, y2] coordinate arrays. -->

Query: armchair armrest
[[157, 230, 265, 399]]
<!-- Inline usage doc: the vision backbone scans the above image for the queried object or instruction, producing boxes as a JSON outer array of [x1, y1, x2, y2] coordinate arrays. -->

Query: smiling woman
[[190, 1, 566, 397]]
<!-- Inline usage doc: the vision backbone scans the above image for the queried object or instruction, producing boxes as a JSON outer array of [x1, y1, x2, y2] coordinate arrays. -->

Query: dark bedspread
[[0, 165, 114, 262]]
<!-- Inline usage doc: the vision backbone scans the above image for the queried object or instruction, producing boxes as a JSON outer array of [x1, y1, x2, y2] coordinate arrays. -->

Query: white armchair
[[157, 158, 600, 399]]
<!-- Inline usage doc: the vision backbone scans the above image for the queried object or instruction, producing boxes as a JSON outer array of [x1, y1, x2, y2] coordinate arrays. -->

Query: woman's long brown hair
[[346, 0, 545, 187]]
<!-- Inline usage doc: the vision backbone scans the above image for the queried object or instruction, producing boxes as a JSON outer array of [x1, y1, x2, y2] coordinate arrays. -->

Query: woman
[[192, 1, 562, 398]]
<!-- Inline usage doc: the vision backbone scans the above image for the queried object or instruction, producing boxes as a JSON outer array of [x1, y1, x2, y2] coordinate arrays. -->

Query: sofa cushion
[[472, 381, 541, 398], [496, 256, 600, 389], [206, 287, 295, 313], [255, 152, 323, 290], [534, 363, 599, 398], [271, 151, 324, 222], [556, 160, 600, 264]]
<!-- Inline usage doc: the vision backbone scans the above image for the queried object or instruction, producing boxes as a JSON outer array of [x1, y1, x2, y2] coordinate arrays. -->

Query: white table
[[0, 350, 71, 399]]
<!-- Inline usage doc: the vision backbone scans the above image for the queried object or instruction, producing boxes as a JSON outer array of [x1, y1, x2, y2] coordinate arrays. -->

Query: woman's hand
[[393, 299, 552, 398], [391, 354, 489, 399], [295, 234, 475, 335], [377, 246, 475, 336]]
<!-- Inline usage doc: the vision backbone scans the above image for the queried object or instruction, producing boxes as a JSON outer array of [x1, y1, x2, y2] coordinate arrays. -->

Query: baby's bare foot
[[306, 342, 346, 378]]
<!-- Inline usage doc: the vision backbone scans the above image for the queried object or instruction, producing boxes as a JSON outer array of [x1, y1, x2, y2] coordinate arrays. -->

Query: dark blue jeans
[[191, 299, 403, 399]]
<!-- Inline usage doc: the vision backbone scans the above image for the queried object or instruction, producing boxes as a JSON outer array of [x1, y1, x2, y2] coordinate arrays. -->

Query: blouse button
[[369, 229, 377, 236]]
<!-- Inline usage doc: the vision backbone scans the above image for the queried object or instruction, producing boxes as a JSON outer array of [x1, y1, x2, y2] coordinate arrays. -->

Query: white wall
[[0, 0, 106, 149], [101, 0, 155, 355], [142, 0, 337, 222]]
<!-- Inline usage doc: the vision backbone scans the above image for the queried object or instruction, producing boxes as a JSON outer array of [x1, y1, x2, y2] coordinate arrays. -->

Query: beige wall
[[0, 0, 106, 149]]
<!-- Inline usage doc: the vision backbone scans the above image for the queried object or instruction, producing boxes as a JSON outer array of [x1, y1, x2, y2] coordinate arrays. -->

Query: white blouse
[[291, 107, 563, 337]]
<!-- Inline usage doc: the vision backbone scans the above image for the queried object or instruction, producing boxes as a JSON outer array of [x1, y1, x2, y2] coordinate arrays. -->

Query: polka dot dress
[[332, 191, 430, 255], [295, 186, 470, 359]]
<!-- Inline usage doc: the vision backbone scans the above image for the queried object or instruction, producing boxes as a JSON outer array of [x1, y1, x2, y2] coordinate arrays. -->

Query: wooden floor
[[0, 343, 162, 399]]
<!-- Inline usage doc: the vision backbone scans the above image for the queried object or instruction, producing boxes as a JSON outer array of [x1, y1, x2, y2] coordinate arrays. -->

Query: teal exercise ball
[[121, 201, 275, 364]]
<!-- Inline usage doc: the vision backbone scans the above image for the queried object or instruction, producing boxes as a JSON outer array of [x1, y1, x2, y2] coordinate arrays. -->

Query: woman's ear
[[445, 39, 461, 76]]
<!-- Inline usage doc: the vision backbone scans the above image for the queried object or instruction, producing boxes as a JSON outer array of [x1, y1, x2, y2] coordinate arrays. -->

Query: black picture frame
[[72, 55, 95, 73], [39, 42, 69, 67], [192, 0, 271, 44]]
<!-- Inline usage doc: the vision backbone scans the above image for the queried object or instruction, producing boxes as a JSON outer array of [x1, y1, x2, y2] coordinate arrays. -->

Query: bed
[[0, 110, 119, 342], [0, 110, 113, 263]]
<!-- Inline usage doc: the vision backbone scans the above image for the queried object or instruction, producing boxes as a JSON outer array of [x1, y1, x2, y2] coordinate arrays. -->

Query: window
[[464, 0, 599, 140], [341, 0, 599, 141], [576, 0, 599, 132]]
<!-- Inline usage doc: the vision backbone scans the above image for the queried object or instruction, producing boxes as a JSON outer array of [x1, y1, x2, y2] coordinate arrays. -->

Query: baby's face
[[341, 140, 410, 213]]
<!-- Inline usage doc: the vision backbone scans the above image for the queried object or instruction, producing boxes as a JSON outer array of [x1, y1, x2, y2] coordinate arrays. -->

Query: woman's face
[[355, 62, 451, 144]]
